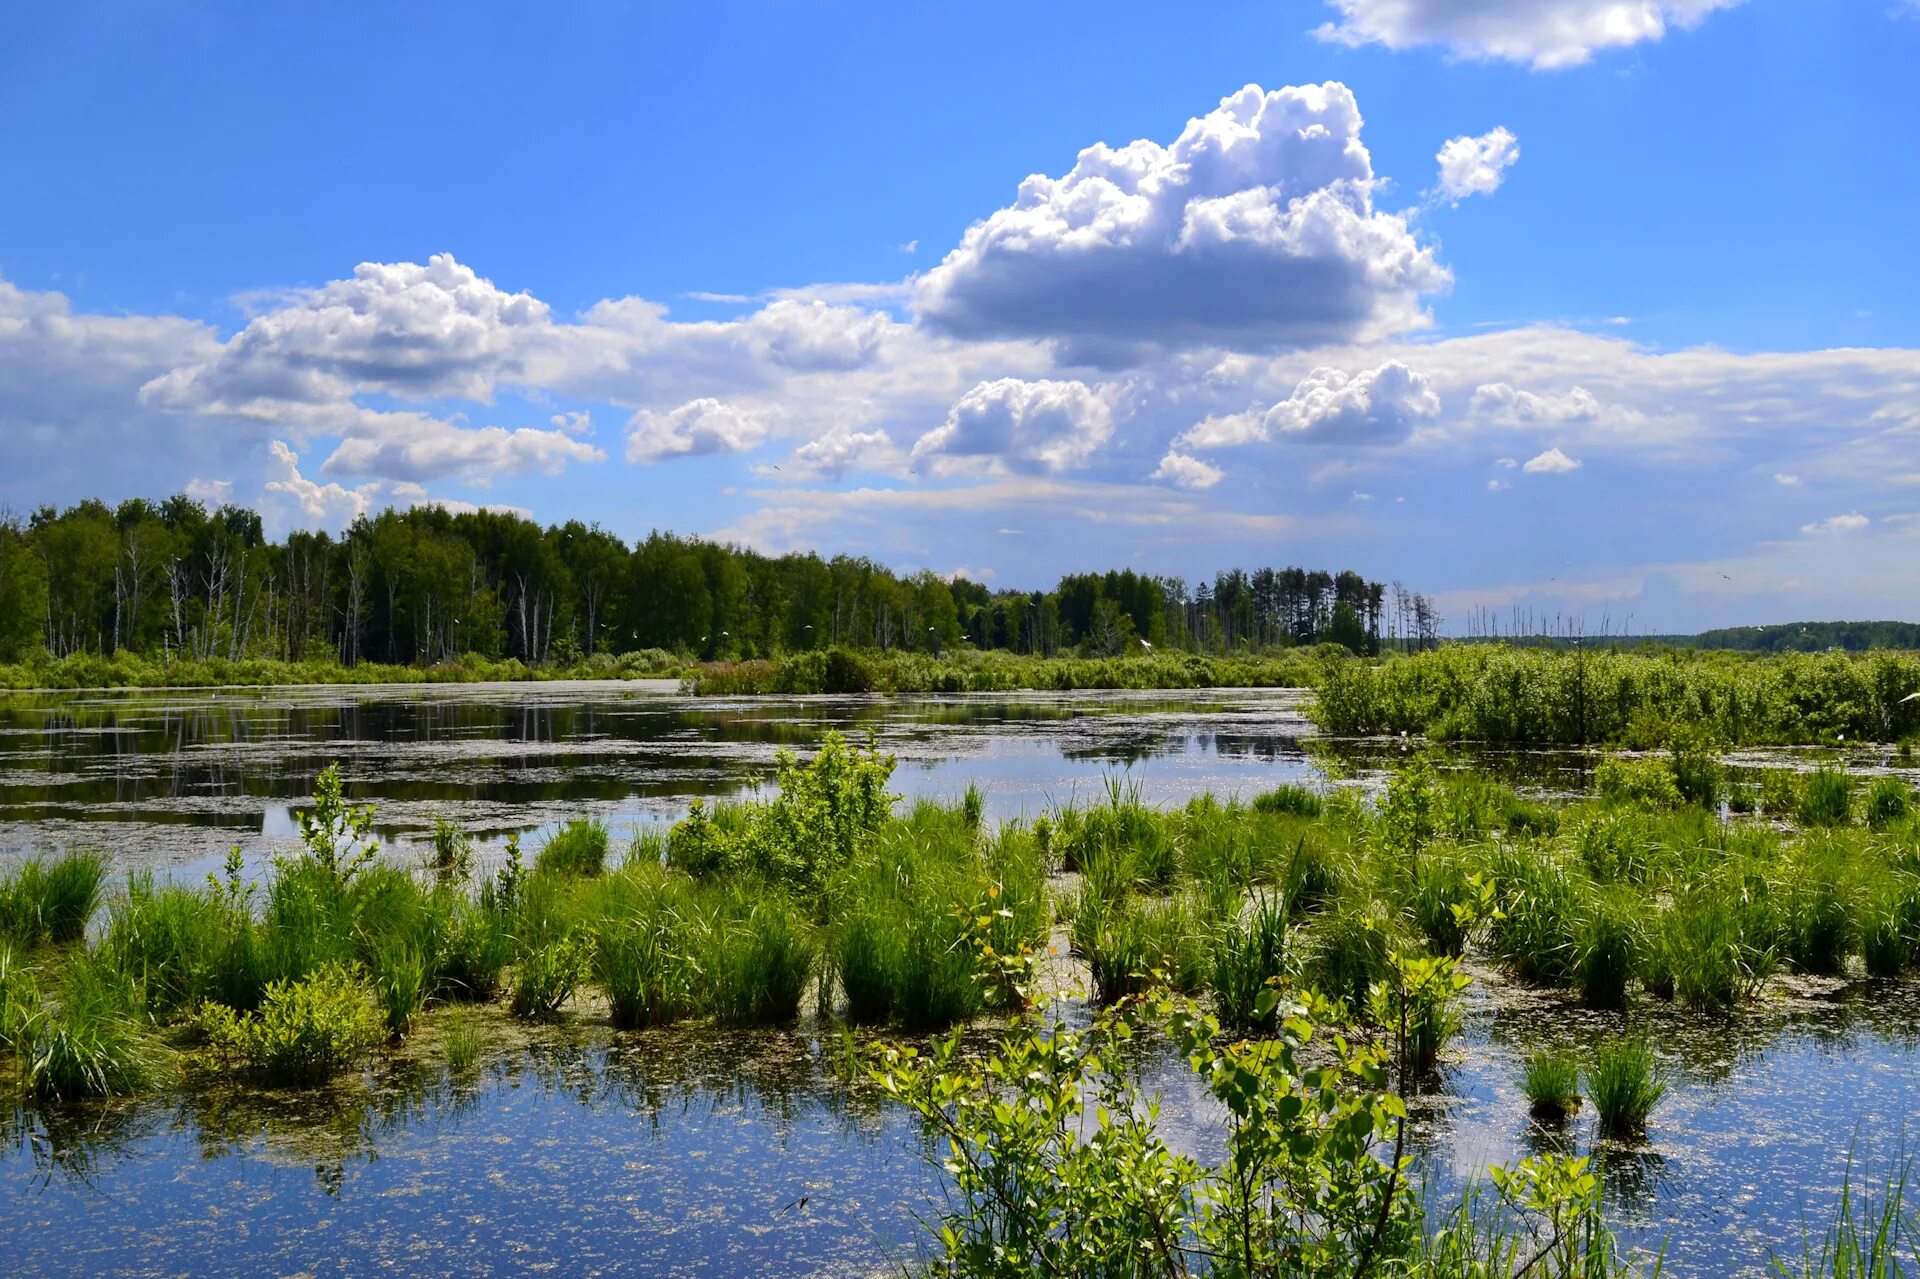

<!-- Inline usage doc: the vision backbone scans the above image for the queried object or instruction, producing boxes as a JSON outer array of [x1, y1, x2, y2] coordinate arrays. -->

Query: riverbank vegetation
[[2, 735, 1919, 1270], [1313, 644, 1920, 745]]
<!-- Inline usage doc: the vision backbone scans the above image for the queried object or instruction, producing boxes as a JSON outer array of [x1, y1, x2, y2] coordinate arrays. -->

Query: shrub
[[1594, 756, 1682, 810], [509, 934, 592, 1021], [1522, 1049, 1581, 1123], [535, 819, 610, 877], [1586, 1036, 1665, 1139], [1799, 768, 1853, 827], [0, 850, 109, 946], [197, 962, 384, 1084]]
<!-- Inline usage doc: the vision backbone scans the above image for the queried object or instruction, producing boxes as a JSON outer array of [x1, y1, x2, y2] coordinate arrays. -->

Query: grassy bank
[[1314, 645, 1920, 745], [0, 648, 684, 690], [679, 644, 1332, 694]]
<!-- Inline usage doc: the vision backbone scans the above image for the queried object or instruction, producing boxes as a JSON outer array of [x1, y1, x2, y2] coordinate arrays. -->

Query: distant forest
[[0, 497, 1438, 666]]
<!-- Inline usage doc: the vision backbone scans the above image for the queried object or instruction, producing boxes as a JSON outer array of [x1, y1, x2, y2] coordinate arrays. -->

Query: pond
[[1, 681, 1915, 1276]]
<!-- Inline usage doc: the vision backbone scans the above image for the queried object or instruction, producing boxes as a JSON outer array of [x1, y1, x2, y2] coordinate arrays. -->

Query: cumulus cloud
[[1774, 473, 1803, 486], [1470, 383, 1603, 426], [1523, 446, 1583, 473], [913, 379, 1115, 474], [265, 440, 382, 523], [1151, 451, 1226, 490], [1313, 0, 1747, 69], [1801, 512, 1870, 535], [915, 82, 1447, 361], [769, 425, 907, 481], [1434, 128, 1520, 204], [626, 398, 770, 462], [1182, 361, 1440, 450]]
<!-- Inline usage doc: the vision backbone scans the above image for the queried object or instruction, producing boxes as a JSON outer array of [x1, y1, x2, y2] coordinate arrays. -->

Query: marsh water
[[2, 682, 1917, 1276]]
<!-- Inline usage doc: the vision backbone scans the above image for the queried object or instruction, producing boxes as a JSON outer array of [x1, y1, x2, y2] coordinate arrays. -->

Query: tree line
[[0, 497, 1436, 666]]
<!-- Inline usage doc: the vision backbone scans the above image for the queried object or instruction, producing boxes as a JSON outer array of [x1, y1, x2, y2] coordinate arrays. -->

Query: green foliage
[[1522, 1049, 1582, 1122], [1209, 889, 1291, 1032], [1380, 751, 1439, 858], [1595, 756, 1684, 809], [1865, 776, 1914, 829], [698, 889, 814, 1024], [508, 934, 592, 1021], [426, 814, 474, 883], [534, 818, 610, 877], [0, 850, 109, 947], [197, 962, 383, 1084], [294, 764, 379, 889], [668, 731, 896, 892], [1799, 768, 1855, 827], [1586, 1036, 1665, 1139], [1653, 883, 1777, 1010], [1252, 783, 1324, 818], [1575, 892, 1641, 1010]]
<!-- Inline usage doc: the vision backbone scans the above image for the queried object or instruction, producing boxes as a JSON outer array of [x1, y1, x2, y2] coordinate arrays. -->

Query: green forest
[[0, 496, 1427, 670]]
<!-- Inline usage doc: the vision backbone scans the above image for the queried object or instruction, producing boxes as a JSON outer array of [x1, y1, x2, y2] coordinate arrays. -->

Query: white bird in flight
[[1901, 692, 1920, 704]]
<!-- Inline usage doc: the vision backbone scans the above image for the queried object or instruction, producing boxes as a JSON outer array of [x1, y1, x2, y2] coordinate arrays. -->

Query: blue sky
[[3, 0, 1918, 632]]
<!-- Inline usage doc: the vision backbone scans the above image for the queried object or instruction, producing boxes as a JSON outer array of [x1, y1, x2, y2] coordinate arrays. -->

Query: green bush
[[1594, 756, 1683, 809], [197, 962, 384, 1084]]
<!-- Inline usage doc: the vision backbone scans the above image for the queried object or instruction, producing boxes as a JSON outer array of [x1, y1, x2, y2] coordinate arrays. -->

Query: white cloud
[[1434, 128, 1520, 204], [1774, 473, 1802, 486], [1182, 361, 1440, 449], [1488, 478, 1511, 492], [1313, 0, 1747, 69], [1523, 447, 1583, 474], [1471, 383, 1602, 426], [1494, 457, 1518, 469], [265, 440, 382, 524], [1801, 512, 1870, 535], [914, 378, 1115, 474], [184, 477, 235, 506], [769, 425, 907, 481], [626, 398, 770, 462], [1151, 451, 1226, 490], [915, 82, 1447, 361]]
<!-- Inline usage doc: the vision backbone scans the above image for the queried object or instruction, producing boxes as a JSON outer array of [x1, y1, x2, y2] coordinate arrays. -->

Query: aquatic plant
[[594, 908, 696, 1030], [1585, 1036, 1665, 1139], [1799, 768, 1854, 828], [25, 990, 165, 1100], [1574, 892, 1641, 1010], [293, 763, 380, 890], [0, 850, 109, 947], [1252, 783, 1323, 818], [0, 944, 38, 1055], [1522, 1049, 1582, 1123], [103, 875, 267, 1013], [370, 940, 428, 1038], [1775, 848, 1857, 975], [1209, 888, 1290, 1032], [440, 1009, 483, 1075], [961, 783, 984, 830], [436, 902, 512, 1001], [700, 890, 815, 1024], [1594, 756, 1684, 810], [426, 814, 475, 883], [1655, 885, 1777, 1010], [197, 962, 383, 1085], [1486, 844, 1587, 987], [1302, 899, 1399, 1017], [508, 934, 592, 1021], [1865, 776, 1914, 830], [1769, 1161, 1920, 1279], [535, 819, 610, 877]]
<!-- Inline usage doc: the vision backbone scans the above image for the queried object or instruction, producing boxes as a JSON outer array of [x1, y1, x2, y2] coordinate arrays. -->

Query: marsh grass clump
[[1775, 848, 1857, 975], [1486, 844, 1586, 987], [440, 1009, 483, 1075], [0, 850, 109, 947], [1861, 875, 1920, 977], [197, 962, 383, 1085], [104, 875, 268, 1013], [1770, 1163, 1920, 1279], [426, 814, 475, 883], [1522, 1049, 1581, 1123], [1574, 892, 1640, 1010], [1586, 1035, 1665, 1139], [1252, 784, 1322, 819], [1208, 889, 1290, 1032], [1654, 884, 1777, 1010], [700, 890, 814, 1025], [370, 940, 428, 1038], [436, 902, 512, 1001], [535, 819, 610, 877], [0, 945, 39, 1054], [594, 906, 696, 1030], [509, 934, 592, 1021], [1865, 777, 1913, 830], [1302, 899, 1399, 1017], [1799, 768, 1854, 828], [26, 993, 165, 1100]]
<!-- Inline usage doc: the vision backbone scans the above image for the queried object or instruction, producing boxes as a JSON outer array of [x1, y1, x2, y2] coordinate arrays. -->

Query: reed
[[1209, 889, 1290, 1031]]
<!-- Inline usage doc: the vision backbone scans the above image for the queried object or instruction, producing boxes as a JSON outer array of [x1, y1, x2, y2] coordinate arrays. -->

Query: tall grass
[[699, 890, 814, 1025], [535, 819, 611, 877], [1209, 890, 1290, 1031], [1522, 1049, 1581, 1123], [0, 851, 109, 946], [1586, 1036, 1665, 1139]]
